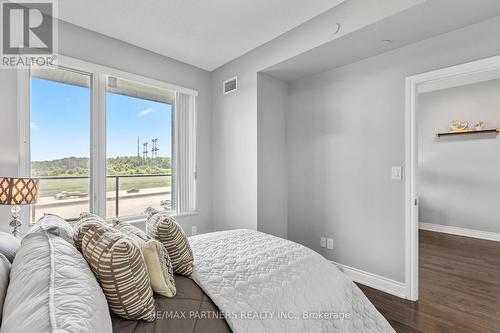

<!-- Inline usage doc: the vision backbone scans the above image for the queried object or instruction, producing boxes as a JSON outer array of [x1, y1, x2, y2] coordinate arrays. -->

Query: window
[[106, 77, 175, 218], [30, 67, 92, 221], [25, 57, 197, 223]]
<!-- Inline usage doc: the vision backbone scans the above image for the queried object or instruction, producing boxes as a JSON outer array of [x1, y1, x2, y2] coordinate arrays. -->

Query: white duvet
[[190, 229, 395, 333]]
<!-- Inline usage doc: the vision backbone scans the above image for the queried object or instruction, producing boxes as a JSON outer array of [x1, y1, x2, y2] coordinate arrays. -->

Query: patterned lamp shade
[[0, 177, 39, 205]]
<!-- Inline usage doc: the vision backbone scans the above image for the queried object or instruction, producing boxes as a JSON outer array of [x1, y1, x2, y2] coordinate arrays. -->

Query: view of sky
[[31, 77, 172, 161]]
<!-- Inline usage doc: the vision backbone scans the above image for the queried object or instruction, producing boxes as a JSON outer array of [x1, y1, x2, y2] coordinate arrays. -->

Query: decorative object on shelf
[[449, 120, 469, 132], [0, 177, 39, 238], [475, 121, 485, 130]]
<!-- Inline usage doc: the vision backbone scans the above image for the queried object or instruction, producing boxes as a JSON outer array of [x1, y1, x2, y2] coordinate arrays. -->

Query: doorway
[[405, 55, 500, 301]]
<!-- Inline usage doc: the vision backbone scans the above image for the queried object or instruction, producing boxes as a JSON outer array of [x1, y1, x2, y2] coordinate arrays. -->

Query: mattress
[[111, 275, 231, 333]]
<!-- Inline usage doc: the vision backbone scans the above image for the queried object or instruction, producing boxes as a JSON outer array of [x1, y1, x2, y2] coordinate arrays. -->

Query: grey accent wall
[[286, 17, 500, 282], [257, 73, 288, 238], [0, 21, 213, 234], [210, 0, 415, 232], [418, 79, 500, 233]]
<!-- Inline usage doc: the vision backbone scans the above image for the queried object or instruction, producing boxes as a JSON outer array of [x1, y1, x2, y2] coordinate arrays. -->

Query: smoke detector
[[332, 23, 341, 35]]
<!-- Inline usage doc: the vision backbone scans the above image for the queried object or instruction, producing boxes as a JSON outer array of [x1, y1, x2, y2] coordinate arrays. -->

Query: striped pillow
[[112, 220, 176, 297], [112, 219, 149, 241], [81, 224, 156, 322], [145, 207, 194, 277], [73, 212, 109, 251]]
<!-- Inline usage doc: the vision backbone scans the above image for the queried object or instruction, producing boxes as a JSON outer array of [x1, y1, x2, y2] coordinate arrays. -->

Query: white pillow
[[0, 254, 11, 323], [28, 213, 74, 246], [1, 232, 112, 333], [0, 232, 20, 263]]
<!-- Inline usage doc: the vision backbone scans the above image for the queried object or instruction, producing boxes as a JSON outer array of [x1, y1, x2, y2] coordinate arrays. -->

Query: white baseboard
[[330, 261, 407, 299], [419, 222, 500, 242]]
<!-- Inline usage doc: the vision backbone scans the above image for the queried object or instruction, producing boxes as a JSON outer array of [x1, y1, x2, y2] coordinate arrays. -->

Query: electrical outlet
[[327, 238, 334, 250], [191, 226, 197, 236], [320, 237, 326, 248]]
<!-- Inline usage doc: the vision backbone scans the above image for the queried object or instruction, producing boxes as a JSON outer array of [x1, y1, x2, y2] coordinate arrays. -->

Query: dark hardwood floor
[[358, 230, 500, 333]]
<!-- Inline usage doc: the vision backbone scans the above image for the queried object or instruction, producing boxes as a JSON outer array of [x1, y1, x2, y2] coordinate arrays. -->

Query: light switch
[[320, 237, 326, 248], [327, 238, 334, 250], [391, 166, 402, 180]]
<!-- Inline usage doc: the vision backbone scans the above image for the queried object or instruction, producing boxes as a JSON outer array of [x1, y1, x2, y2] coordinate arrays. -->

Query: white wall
[[0, 70, 20, 230], [210, 0, 418, 231], [0, 21, 213, 234], [418, 79, 500, 233], [257, 73, 288, 238], [286, 17, 500, 283]]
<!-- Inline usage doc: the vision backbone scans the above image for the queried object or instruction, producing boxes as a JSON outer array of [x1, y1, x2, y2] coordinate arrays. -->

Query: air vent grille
[[223, 76, 238, 95]]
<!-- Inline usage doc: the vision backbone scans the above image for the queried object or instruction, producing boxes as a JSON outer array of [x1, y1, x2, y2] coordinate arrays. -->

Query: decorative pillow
[[142, 240, 176, 297], [0, 232, 20, 263], [81, 224, 156, 322], [0, 253, 11, 322], [73, 212, 109, 251], [113, 219, 176, 297], [1, 232, 112, 333], [145, 207, 194, 277], [112, 219, 150, 242], [28, 213, 74, 246]]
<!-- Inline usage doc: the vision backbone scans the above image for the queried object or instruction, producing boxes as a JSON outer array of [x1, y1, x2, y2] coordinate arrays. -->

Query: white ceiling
[[263, 0, 500, 81], [57, 0, 345, 71]]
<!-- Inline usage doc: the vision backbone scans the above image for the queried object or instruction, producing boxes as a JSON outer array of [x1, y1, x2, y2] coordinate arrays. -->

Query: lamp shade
[[0, 177, 39, 205]]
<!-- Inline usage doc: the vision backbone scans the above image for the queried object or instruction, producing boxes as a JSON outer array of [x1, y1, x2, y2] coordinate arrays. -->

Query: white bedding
[[190, 229, 395, 333]]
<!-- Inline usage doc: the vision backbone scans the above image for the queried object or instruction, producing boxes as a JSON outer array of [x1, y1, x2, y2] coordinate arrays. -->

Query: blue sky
[[31, 77, 172, 161]]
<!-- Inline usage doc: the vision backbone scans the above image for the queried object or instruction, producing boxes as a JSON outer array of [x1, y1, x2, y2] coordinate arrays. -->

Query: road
[[33, 187, 171, 221]]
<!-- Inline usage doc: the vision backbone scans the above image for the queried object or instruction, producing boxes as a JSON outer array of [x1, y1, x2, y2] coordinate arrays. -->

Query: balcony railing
[[32, 174, 172, 222]]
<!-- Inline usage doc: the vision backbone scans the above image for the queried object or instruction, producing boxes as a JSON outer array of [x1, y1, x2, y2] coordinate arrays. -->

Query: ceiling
[[263, 0, 500, 81], [57, 0, 345, 71]]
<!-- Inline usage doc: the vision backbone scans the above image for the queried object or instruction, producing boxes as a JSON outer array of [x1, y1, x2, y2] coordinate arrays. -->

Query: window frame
[[18, 55, 198, 223]]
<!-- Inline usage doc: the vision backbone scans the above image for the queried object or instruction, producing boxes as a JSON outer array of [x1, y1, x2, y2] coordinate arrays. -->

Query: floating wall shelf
[[436, 128, 500, 138]]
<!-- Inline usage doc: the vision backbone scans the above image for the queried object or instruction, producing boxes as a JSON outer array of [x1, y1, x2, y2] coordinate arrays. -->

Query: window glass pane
[[30, 67, 91, 222], [106, 76, 174, 218]]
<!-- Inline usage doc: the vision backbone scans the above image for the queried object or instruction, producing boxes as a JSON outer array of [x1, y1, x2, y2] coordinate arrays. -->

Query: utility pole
[[143, 142, 148, 159], [151, 138, 159, 158], [137, 136, 140, 159], [136, 136, 142, 166]]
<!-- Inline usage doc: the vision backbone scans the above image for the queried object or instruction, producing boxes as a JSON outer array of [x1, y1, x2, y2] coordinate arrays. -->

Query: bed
[[113, 229, 395, 333], [111, 275, 231, 333]]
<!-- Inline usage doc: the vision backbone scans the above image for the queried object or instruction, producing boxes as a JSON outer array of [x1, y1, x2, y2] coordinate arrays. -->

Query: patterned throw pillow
[[73, 212, 109, 251], [145, 207, 194, 277], [81, 224, 156, 322], [112, 220, 176, 297]]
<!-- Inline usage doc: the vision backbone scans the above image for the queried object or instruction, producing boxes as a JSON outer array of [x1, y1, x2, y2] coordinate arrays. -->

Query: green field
[[38, 175, 172, 198]]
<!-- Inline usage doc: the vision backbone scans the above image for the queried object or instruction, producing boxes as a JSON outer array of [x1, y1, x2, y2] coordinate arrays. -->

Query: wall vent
[[223, 76, 238, 95]]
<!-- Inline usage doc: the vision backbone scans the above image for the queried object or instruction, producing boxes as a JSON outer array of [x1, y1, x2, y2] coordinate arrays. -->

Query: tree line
[[32, 156, 172, 177]]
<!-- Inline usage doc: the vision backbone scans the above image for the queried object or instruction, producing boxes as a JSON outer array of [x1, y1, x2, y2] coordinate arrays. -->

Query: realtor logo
[[1, 0, 58, 68]]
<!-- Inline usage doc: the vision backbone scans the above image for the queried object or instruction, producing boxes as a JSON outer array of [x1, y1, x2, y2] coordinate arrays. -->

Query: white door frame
[[405, 54, 500, 301]]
